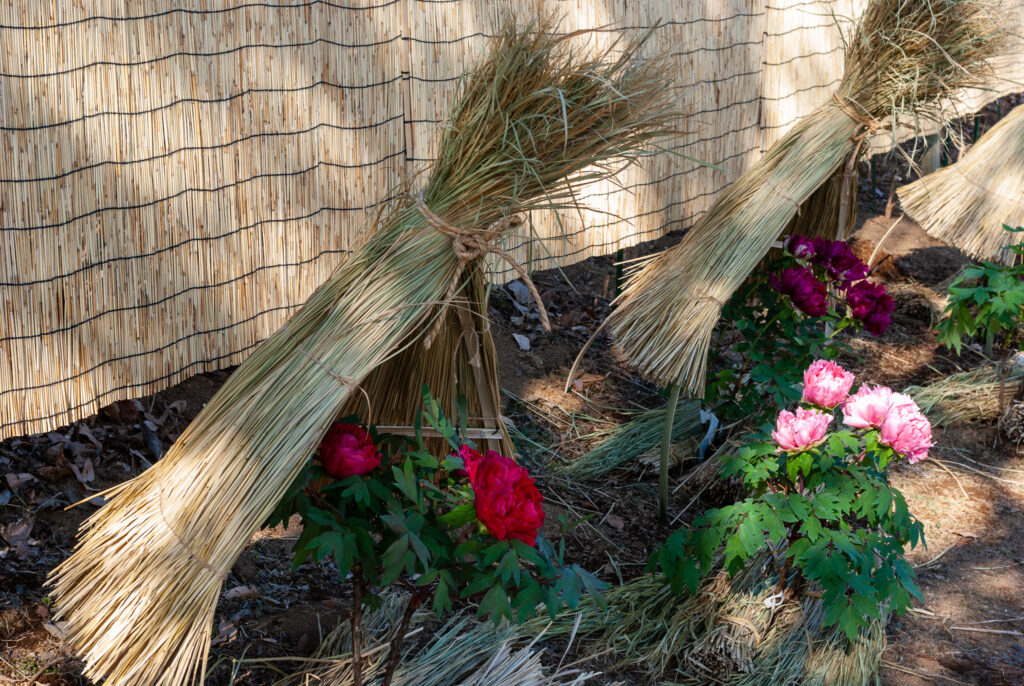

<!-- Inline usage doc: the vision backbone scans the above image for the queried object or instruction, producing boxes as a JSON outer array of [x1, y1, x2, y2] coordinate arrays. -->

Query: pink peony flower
[[769, 266, 828, 316], [843, 385, 900, 429], [802, 360, 855, 408], [772, 408, 833, 453], [320, 423, 380, 478], [879, 402, 933, 463]]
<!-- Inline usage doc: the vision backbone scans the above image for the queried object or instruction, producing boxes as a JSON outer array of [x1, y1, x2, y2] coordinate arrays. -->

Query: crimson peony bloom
[[802, 359, 855, 408], [879, 402, 933, 464], [772, 408, 832, 453], [846, 280, 894, 336], [319, 423, 380, 478], [461, 447, 544, 546], [769, 266, 828, 316], [784, 234, 816, 260], [811, 239, 870, 287]]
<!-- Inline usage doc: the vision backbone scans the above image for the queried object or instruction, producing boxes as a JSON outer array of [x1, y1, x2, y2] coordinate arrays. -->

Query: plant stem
[[775, 555, 793, 595], [351, 567, 364, 686], [381, 592, 423, 686], [659, 383, 682, 522]]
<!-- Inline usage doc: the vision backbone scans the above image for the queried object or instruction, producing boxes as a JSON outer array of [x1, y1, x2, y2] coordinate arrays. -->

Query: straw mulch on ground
[[905, 357, 1024, 427], [530, 554, 884, 686], [248, 593, 611, 686]]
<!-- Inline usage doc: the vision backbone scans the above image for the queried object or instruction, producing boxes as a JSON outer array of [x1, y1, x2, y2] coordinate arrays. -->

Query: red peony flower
[[769, 266, 828, 316], [461, 447, 544, 546], [319, 423, 380, 478], [454, 444, 487, 481], [784, 234, 817, 260], [846, 280, 894, 336], [811, 239, 870, 287]]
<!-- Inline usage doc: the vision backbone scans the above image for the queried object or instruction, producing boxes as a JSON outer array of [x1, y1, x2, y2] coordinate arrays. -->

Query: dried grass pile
[[49, 18, 677, 686], [899, 103, 1024, 265], [259, 595, 609, 686], [905, 359, 1024, 426], [558, 397, 702, 480], [602, 0, 1007, 394], [530, 553, 884, 686]]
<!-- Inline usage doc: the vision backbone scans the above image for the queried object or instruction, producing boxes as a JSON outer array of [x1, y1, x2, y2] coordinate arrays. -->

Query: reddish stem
[[351, 567, 364, 686], [381, 592, 424, 686]]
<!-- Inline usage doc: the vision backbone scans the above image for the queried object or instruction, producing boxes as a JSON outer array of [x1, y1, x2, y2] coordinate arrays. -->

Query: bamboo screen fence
[[1, 0, 1021, 439]]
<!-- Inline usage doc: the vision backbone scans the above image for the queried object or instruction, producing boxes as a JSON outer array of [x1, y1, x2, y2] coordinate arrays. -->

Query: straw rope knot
[[412, 193, 552, 349], [831, 94, 890, 139]]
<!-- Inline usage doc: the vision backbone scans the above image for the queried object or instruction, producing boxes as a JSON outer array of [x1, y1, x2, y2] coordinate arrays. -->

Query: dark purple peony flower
[[784, 234, 816, 260], [769, 266, 828, 316], [846, 280, 894, 336], [812, 239, 869, 287]]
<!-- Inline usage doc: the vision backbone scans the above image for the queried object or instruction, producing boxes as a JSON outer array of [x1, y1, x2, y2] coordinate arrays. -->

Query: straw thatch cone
[[898, 103, 1024, 265], [601, 0, 1006, 394]]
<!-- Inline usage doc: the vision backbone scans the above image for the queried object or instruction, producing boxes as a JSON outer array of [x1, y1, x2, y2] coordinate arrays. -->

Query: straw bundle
[[530, 554, 884, 685], [49, 18, 677, 686], [899, 103, 1024, 265], [559, 398, 702, 479], [784, 169, 859, 243], [603, 0, 1006, 393], [905, 360, 1024, 426]]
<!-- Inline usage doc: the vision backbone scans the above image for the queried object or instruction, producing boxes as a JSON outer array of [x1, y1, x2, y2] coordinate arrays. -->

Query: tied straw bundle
[[899, 103, 1024, 265], [49, 17, 678, 686], [597, 0, 1007, 395]]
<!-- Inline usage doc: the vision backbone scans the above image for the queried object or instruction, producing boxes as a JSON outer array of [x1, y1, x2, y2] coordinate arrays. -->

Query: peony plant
[[705, 234, 893, 425], [265, 387, 604, 686], [654, 360, 929, 641]]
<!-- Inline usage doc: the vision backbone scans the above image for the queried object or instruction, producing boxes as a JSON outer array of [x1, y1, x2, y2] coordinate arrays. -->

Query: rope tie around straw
[[831, 94, 890, 140], [157, 483, 229, 580], [412, 193, 552, 348]]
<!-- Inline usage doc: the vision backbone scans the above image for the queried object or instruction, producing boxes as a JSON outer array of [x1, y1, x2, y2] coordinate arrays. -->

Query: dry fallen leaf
[[67, 458, 96, 490], [3, 519, 36, 559], [44, 621, 69, 641], [211, 619, 238, 646], [222, 585, 257, 601], [5, 472, 36, 490], [77, 424, 102, 450], [605, 513, 625, 531]]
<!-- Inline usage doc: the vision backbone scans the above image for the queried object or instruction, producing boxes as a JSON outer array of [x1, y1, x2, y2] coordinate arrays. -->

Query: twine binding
[[831, 94, 890, 139], [157, 483, 229, 580], [411, 193, 552, 348]]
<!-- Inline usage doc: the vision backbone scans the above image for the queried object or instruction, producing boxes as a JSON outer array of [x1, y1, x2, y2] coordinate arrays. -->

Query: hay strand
[[899, 103, 1024, 265], [48, 18, 678, 686]]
